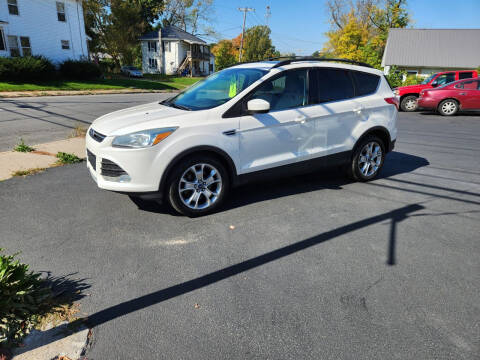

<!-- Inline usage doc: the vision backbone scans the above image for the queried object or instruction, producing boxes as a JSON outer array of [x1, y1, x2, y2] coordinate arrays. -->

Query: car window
[[454, 83, 464, 89], [351, 71, 380, 96], [169, 68, 267, 111], [249, 69, 308, 111], [462, 80, 480, 90], [435, 73, 455, 86], [314, 68, 354, 103], [459, 72, 473, 80]]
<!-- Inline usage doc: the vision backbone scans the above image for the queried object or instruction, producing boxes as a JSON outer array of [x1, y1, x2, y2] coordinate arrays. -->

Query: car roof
[[229, 60, 383, 76]]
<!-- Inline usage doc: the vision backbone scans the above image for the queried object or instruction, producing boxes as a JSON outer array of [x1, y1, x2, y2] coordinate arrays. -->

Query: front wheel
[[438, 99, 458, 116], [348, 136, 385, 181], [167, 155, 229, 217], [400, 95, 418, 112]]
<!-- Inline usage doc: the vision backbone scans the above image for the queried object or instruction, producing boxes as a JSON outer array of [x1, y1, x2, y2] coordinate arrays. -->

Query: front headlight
[[112, 127, 177, 148]]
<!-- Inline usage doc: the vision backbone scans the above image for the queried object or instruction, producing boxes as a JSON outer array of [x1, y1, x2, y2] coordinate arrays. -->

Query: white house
[[0, 0, 88, 63], [382, 28, 480, 78], [139, 25, 214, 76]]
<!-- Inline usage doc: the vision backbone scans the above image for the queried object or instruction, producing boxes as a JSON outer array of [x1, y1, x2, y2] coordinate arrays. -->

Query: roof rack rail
[[268, 56, 373, 69]]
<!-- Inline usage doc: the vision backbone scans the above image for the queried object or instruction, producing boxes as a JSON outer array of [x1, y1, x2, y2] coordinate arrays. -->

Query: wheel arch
[[400, 93, 419, 101], [158, 145, 238, 194], [438, 97, 461, 109], [354, 126, 392, 154]]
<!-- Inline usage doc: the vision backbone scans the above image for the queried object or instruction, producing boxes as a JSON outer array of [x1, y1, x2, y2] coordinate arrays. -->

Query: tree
[[160, 0, 214, 35], [242, 26, 276, 62], [83, 0, 164, 68], [212, 40, 236, 70], [324, 0, 410, 68]]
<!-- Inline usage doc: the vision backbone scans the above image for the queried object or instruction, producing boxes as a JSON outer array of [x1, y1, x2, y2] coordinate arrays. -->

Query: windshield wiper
[[160, 100, 191, 111]]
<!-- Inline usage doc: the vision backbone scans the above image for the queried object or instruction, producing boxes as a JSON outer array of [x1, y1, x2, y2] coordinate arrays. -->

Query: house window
[[148, 58, 157, 69], [163, 41, 170, 52], [61, 40, 70, 50], [0, 29, 5, 51], [7, 35, 19, 57], [56, 2, 66, 22], [20, 36, 31, 56], [148, 41, 157, 52], [7, 0, 19, 15]]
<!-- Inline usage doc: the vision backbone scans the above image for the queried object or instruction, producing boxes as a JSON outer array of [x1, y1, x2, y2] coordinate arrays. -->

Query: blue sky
[[204, 0, 480, 55]]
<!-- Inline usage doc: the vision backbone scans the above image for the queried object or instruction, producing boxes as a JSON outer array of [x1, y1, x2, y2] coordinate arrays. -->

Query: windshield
[[165, 68, 267, 111], [421, 73, 436, 84]]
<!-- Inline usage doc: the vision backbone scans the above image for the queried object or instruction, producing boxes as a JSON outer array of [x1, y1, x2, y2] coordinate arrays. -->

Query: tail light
[[384, 97, 399, 110]]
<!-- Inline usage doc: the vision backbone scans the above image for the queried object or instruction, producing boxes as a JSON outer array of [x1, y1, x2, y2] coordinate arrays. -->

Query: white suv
[[86, 58, 398, 216]]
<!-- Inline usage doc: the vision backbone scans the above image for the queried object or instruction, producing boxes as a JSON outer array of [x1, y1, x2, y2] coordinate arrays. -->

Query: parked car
[[86, 58, 398, 216], [121, 66, 143, 78], [417, 78, 480, 116], [395, 70, 478, 112]]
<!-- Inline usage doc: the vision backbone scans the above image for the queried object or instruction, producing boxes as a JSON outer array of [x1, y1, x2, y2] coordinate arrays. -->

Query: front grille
[[87, 149, 96, 170], [101, 158, 127, 177], [89, 128, 106, 143]]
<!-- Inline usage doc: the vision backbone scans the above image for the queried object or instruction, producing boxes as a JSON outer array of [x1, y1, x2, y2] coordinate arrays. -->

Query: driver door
[[236, 68, 317, 174]]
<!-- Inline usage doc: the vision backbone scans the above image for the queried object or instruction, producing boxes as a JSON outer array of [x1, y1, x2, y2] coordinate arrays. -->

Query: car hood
[[397, 84, 428, 92], [91, 102, 187, 136]]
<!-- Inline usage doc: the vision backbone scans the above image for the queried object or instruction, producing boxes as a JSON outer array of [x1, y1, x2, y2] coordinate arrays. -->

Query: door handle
[[294, 116, 306, 123]]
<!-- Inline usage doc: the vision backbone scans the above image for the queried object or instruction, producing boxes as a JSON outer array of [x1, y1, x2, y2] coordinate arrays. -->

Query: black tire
[[400, 95, 418, 112], [437, 99, 459, 116], [167, 155, 229, 217], [348, 136, 386, 182]]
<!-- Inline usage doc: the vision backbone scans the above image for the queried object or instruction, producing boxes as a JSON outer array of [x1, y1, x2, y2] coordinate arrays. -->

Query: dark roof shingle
[[139, 25, 206, 44]]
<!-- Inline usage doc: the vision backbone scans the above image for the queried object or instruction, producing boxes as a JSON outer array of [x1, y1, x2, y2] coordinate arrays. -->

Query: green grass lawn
[[0, 76, 202, 92]]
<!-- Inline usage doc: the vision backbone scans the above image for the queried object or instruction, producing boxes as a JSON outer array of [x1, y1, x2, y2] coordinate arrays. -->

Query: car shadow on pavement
[[418, 111, 480, 116], [17, 202, 425, 353], [130, 151, 430, 214]]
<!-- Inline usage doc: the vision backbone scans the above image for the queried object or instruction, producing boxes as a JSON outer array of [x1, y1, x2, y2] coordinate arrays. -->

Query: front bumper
[[85, 130, 166, 193]]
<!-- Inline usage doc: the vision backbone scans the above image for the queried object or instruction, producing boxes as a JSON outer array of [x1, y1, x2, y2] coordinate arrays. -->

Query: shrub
[[0, 56, 56, 82], [59, 60, 102, 80], [403, 75, 422, 86], [56, 152, 82, 164], [0, 249, 50, 346]]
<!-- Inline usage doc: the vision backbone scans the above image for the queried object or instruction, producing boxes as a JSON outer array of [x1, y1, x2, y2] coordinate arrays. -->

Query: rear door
[[308, 67, 359, 155], [457, 80, 480, 109]]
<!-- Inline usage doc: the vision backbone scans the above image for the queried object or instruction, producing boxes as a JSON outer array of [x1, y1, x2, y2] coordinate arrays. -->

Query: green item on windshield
[[228, 76, 237, 98]]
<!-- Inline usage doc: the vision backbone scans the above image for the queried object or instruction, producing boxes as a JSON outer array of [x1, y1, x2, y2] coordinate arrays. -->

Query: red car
[[395, 70, 478, 112], [417, 78, 480, 116]]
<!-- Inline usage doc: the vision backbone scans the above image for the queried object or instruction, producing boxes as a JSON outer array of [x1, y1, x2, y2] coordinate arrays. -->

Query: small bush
[[0, 56, 56, 82], [13, 138, 35, 153], [59, 60, 102, 80], [0, 249, 50, 346], [56, 152, 82, 164]]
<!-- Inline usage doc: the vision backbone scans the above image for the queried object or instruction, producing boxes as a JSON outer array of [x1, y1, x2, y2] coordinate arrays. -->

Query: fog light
[[103, 174, 131, 183]]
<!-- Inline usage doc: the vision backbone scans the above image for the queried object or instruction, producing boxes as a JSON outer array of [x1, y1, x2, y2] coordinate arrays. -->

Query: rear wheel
[[400, 95, 418, 112], [438, 99, 458, 116], [167, 155, 229, 217], [348, 136, 385, 181]]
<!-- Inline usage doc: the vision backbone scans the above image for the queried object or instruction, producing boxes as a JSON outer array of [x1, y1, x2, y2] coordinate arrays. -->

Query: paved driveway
[[0, 93, 172, 151], [0, 110, 479, 359]]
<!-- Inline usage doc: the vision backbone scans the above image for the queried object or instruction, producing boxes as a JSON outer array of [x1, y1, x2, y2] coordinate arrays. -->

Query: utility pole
[[238, 7, 254, 62]]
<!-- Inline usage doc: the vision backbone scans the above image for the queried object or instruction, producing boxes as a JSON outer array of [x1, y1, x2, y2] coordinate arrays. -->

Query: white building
[[140, 25, 214, 76], [0, 0, 88, 63]]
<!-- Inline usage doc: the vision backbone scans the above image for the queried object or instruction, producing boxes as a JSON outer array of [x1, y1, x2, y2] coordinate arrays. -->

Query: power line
[[238, 7, 255, 61]]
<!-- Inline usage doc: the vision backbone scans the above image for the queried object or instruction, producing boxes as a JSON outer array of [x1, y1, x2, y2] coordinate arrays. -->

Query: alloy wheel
[[441, 101, 457, 115], [358, 141, 382, 177], [178, 163, 222, 210]]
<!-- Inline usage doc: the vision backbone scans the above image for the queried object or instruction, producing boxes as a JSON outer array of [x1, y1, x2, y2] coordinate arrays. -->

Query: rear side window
[[459, 72, 473, 80], [351, 71, 380, 96], [314, 68, 354, 103], [462, 80, 480, 90]]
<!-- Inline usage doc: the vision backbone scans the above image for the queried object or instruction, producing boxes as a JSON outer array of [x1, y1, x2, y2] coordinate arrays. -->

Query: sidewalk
[[0, 88, 170, 98], [0, 137, 86, 181]]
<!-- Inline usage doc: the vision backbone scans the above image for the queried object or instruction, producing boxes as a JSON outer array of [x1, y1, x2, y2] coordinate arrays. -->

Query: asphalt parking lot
[[1, 99, 479, 359]]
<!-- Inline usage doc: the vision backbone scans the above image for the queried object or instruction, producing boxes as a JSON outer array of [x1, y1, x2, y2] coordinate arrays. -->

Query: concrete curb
[[0, 88, 176, 98], [0, 137, 86, 181]]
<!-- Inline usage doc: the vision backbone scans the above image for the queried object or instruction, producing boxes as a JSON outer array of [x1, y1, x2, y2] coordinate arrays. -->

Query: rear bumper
[[388, 139, 396, 153]]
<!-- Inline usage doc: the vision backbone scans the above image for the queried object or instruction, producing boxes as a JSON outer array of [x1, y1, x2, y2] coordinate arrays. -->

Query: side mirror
[[247, 99, 270, 114], [431, 81, 438, 87]]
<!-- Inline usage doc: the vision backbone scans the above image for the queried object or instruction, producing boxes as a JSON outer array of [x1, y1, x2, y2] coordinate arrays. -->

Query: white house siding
[[163, 40, 178, 75], [0, 0, 88, 63]]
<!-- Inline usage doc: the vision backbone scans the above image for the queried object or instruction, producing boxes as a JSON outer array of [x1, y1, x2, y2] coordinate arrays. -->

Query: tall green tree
[[242, 26, 276, 62], [160, 0, 215, 36], [213, 40, 237, 70]]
